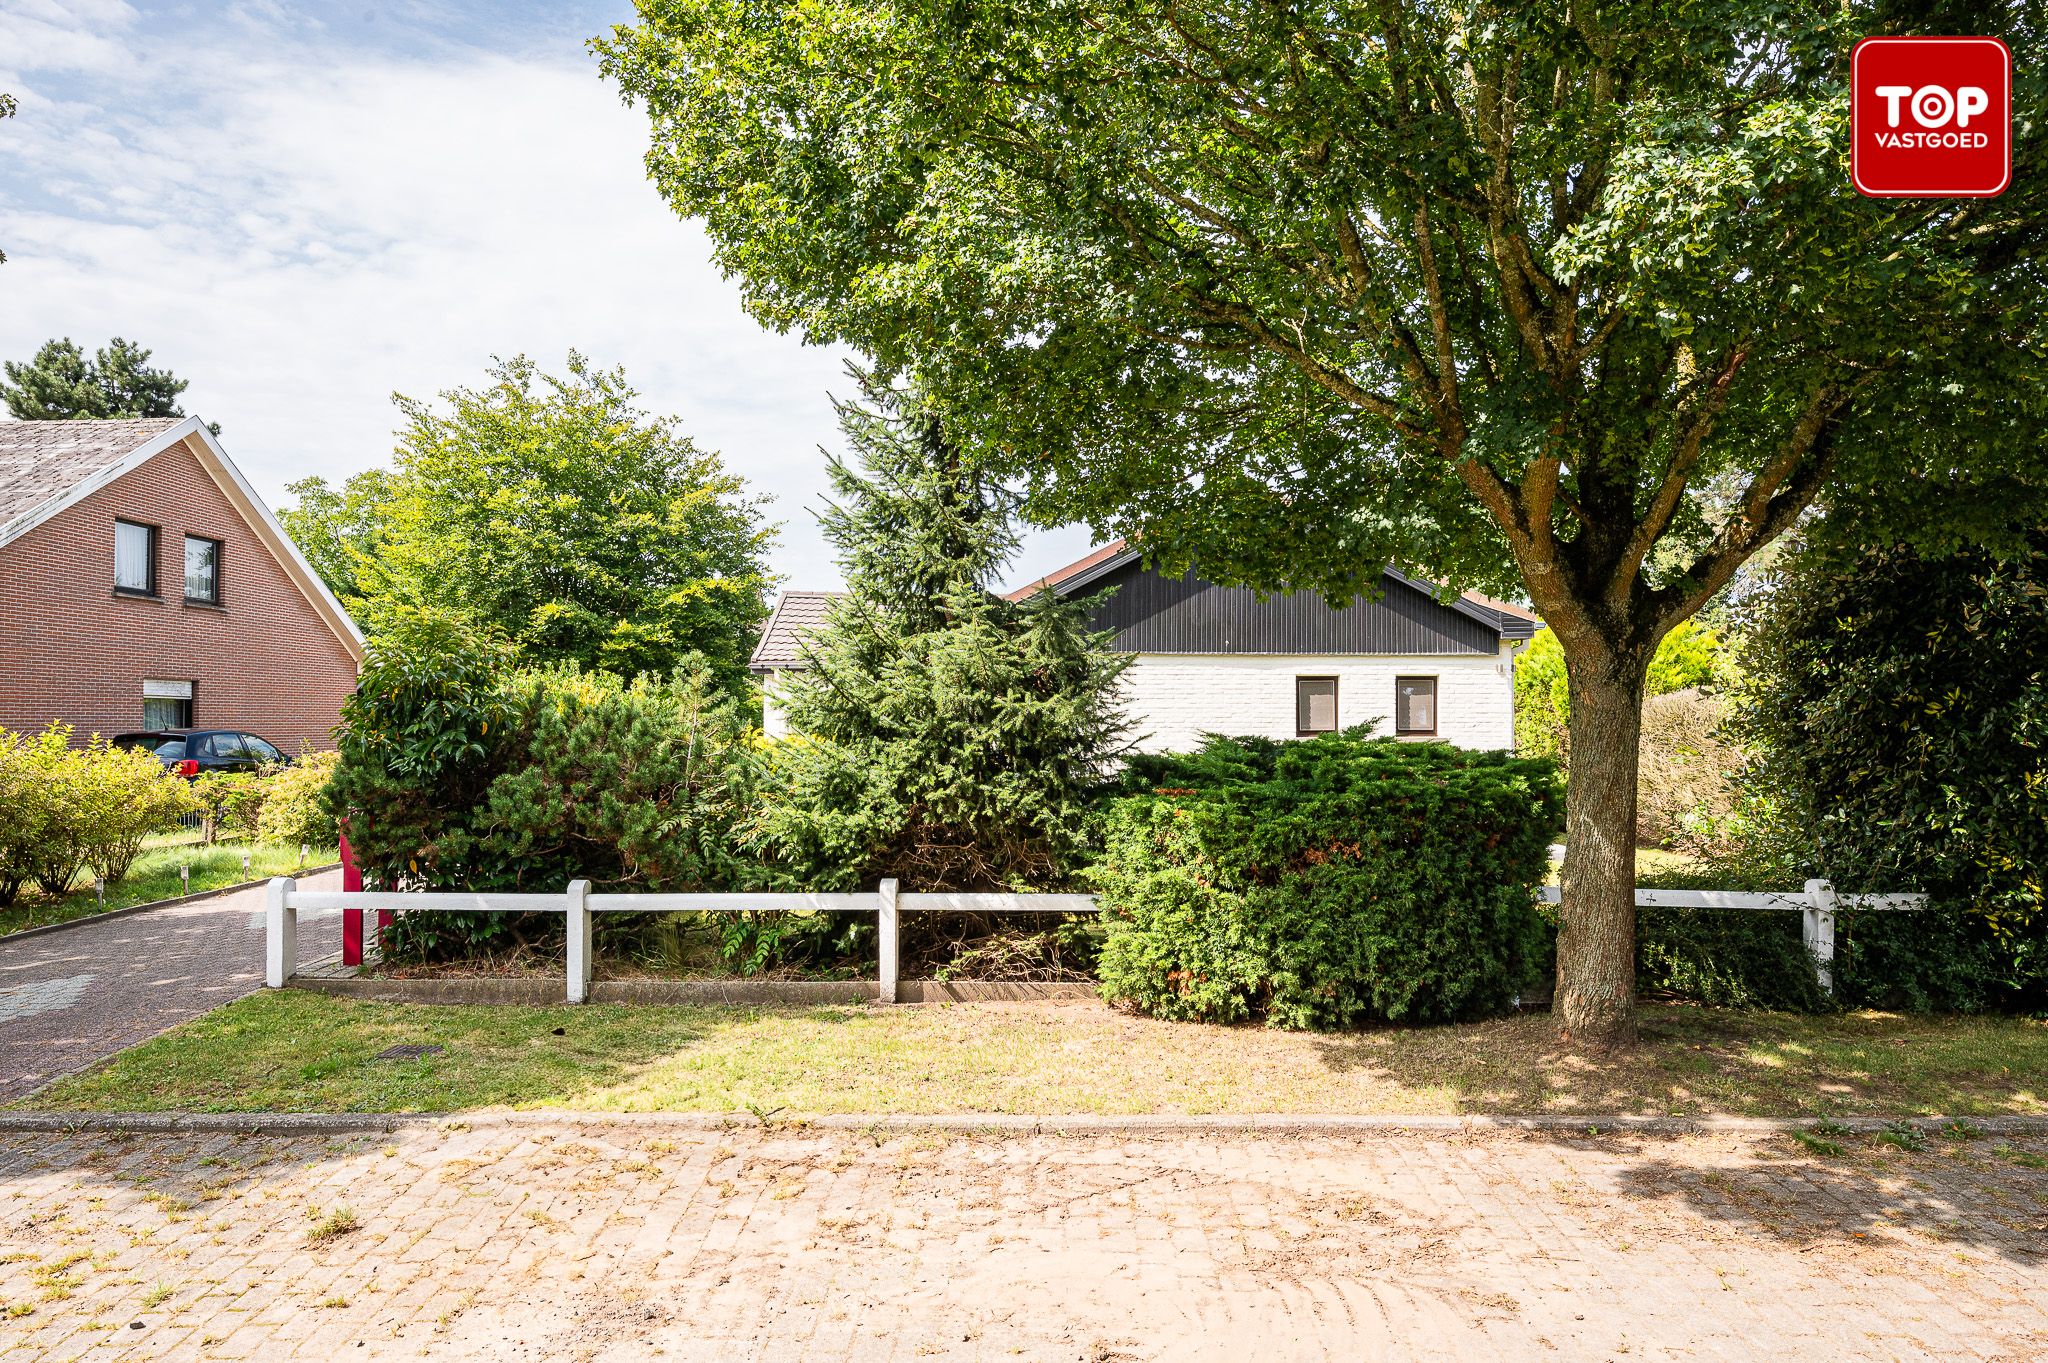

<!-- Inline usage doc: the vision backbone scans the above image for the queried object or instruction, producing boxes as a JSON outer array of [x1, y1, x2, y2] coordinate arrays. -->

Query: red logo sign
[[1853, 37, 2011, 197]]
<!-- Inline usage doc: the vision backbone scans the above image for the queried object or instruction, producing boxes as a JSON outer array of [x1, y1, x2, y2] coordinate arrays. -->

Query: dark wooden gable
[[1069, 560, 1499, 655]]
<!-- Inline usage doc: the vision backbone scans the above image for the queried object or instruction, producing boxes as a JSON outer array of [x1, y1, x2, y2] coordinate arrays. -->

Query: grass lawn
[[0, 842, 338, 939], [19, 991, 2046, 1118]]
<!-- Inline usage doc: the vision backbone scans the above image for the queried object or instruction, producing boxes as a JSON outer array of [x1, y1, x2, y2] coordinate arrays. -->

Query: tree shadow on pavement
[[1574, 1130, 2048, 1265]]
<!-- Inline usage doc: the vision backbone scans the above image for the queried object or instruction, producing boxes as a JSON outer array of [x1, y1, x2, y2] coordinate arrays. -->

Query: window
[[184, 536, 221, 604], [142, 680, 193, 730], [242, 735, 283, 765], [1296, 676, 1339, 735], [1395, 676, 1438, 736], [114, 520, 157, 595], [198, 733, 248, 762]]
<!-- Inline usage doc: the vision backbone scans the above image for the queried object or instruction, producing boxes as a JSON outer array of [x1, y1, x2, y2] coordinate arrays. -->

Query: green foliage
[[325, 619, 753, 962], [280, 354, 773, 688], [1514, 621, 1732, 763], [600, 0, 2048, 1031], [277, 469, 395, 610], [0, 337, 195, 422], [1093, 732, 1563, 1029], [257, 750, 341, 849], [1739, 537, 2048, 1012], [0, 727, 197, 900], [598, 1, 2048, 595], [1627, 863, 1831, 1013], [747, 376, 1130, 893], [190, 772, 266, 843]]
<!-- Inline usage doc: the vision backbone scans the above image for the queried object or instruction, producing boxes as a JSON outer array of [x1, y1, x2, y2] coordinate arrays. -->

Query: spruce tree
[[749, 372, 1129, 892]]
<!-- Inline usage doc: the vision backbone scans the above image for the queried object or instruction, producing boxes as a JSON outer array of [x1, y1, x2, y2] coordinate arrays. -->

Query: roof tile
[[0, 418, 186, 527]]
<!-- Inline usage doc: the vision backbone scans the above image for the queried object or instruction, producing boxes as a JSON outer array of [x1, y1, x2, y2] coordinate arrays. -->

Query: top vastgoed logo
[[1852, 37, 2011, 198]]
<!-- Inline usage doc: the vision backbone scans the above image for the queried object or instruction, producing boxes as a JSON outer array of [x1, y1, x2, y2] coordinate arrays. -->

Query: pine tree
[[0, 337, 197, 423], [749, 372, 1130, 892]]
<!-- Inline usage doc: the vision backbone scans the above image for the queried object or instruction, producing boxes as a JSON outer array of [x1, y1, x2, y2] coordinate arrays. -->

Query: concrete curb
[[3, 1111, 2045, 1138], [0, 863, 342, 946]]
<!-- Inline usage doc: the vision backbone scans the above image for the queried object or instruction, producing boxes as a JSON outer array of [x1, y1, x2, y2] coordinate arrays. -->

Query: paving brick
[[0, 1124, 2042, 1360], [0, 872, 342, 1101]]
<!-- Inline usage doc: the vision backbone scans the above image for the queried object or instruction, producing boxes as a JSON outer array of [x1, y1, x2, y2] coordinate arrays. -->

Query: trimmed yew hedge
[[1093, 732, 1563, 1030]]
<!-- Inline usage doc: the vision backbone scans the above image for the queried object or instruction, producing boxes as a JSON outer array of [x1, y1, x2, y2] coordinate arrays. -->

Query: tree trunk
[[1555, 645, 1650, 1046]]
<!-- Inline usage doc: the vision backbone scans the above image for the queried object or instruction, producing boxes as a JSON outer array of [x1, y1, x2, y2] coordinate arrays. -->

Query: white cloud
[[0, 8, 1100, 591]]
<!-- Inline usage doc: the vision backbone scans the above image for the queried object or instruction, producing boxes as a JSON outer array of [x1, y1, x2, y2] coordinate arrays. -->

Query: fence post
[[1803, 878, 1838, 995], [565, 880, 592, 1005], [265, 877, 297, 988], [877, 878, 900, 1005]]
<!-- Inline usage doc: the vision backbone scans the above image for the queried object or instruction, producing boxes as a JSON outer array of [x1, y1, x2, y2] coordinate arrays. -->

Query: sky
[[0, 0, 1097, 593]]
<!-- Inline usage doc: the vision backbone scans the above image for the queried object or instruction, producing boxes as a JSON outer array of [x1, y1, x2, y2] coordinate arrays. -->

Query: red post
[[340, 831, 364, 966]]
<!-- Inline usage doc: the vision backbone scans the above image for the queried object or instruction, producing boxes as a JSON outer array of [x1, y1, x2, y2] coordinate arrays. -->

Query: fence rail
[[1535, 880, 1927, 993], [266, 877, 1927, 1005]]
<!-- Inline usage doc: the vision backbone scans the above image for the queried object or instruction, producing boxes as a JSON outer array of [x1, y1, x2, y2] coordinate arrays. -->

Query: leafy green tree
[[1, 338, 199, 422], [278, 469, 395, 608], [1515, 619, 1729, 762], [1739, 538, 2048, 1012], [282, 354, 774, 688], [599, 1, 2048, 1042], [748, 375, 1130, 892]]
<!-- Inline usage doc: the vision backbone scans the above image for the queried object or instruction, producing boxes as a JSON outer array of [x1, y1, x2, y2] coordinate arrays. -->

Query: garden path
[[0, 869, 340, 1103]]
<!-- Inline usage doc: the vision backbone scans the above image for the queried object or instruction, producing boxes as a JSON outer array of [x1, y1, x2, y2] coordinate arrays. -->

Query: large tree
[[1, 337, 195, 422], [280, 353, 775, 688], [599, 1, 2048, 1042]]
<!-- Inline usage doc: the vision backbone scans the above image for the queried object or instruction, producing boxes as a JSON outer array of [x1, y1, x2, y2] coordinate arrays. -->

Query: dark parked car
[[111, 729, 290, 778]]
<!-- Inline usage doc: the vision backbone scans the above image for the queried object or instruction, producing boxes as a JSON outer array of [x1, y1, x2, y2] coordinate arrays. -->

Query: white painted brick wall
[[759, 669, 792, 738], [1117, 647, 1518, 753]]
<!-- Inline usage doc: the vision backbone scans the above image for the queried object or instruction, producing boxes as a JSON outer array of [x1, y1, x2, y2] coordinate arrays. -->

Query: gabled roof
[[1010, 541, 1543, 641], [0, 417, 185, 528], [750, 590, 842, 669], [0, 416, 366, 662]]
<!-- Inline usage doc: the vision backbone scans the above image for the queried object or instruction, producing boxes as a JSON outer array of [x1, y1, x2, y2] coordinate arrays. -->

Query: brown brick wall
[[0, 436, 359, 751]]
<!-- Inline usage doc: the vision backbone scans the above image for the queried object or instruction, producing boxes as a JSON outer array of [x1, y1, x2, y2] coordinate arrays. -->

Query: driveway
[[0, 870, 341, 1103], [0, 1122, 2041, 1360]]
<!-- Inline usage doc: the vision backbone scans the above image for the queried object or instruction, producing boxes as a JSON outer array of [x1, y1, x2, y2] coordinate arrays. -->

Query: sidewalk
[[0, 1122, 2041, 1360]]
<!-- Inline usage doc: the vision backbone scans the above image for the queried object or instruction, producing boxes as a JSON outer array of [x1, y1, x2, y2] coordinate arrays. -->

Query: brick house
[[0, 417, 363, 751], [750, 542, 1540, 751]]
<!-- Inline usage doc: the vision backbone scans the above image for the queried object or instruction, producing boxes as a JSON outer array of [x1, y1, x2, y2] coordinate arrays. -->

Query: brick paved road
[[0, 870, 340, 1103], [0, 1123, 2041, 1361]]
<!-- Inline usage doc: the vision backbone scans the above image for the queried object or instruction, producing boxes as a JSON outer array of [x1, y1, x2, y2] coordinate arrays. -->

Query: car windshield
[[152, 739, 188, 760]]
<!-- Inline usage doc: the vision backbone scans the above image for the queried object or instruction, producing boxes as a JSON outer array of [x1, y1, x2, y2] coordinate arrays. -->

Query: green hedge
[[1625, 863, 1831, 1012], [1093, 732, 1563, 1030], [324, 611, 753, 964]]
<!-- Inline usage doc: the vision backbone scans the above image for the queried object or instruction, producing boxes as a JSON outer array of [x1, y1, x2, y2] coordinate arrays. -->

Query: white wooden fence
[[264, 878, 1097, 1004], [1536, 880, 1926, 993], [266, 876, 1924, 1004]]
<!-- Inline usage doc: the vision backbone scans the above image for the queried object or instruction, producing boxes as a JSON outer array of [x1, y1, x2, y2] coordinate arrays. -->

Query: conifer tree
[[749, 372, 1129, 891]]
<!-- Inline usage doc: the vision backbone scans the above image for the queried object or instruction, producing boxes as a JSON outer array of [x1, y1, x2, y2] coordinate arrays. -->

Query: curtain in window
[[1396, 677, 1437, 733], [115, 521, 152, 591], [1296, 677, 1338, 733]]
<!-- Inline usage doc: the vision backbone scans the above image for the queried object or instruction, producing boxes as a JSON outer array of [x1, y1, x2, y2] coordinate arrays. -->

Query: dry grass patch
[[16, 990, 2046, 1118]]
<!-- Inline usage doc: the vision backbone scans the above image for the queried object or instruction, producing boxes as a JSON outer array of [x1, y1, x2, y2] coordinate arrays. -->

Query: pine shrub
[[1094, 731, 1563, 1029]]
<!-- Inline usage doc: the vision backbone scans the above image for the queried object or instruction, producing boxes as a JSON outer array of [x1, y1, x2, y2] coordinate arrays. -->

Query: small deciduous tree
[[599, 2, 2048, 1041], [281, 354, 774, 689]]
